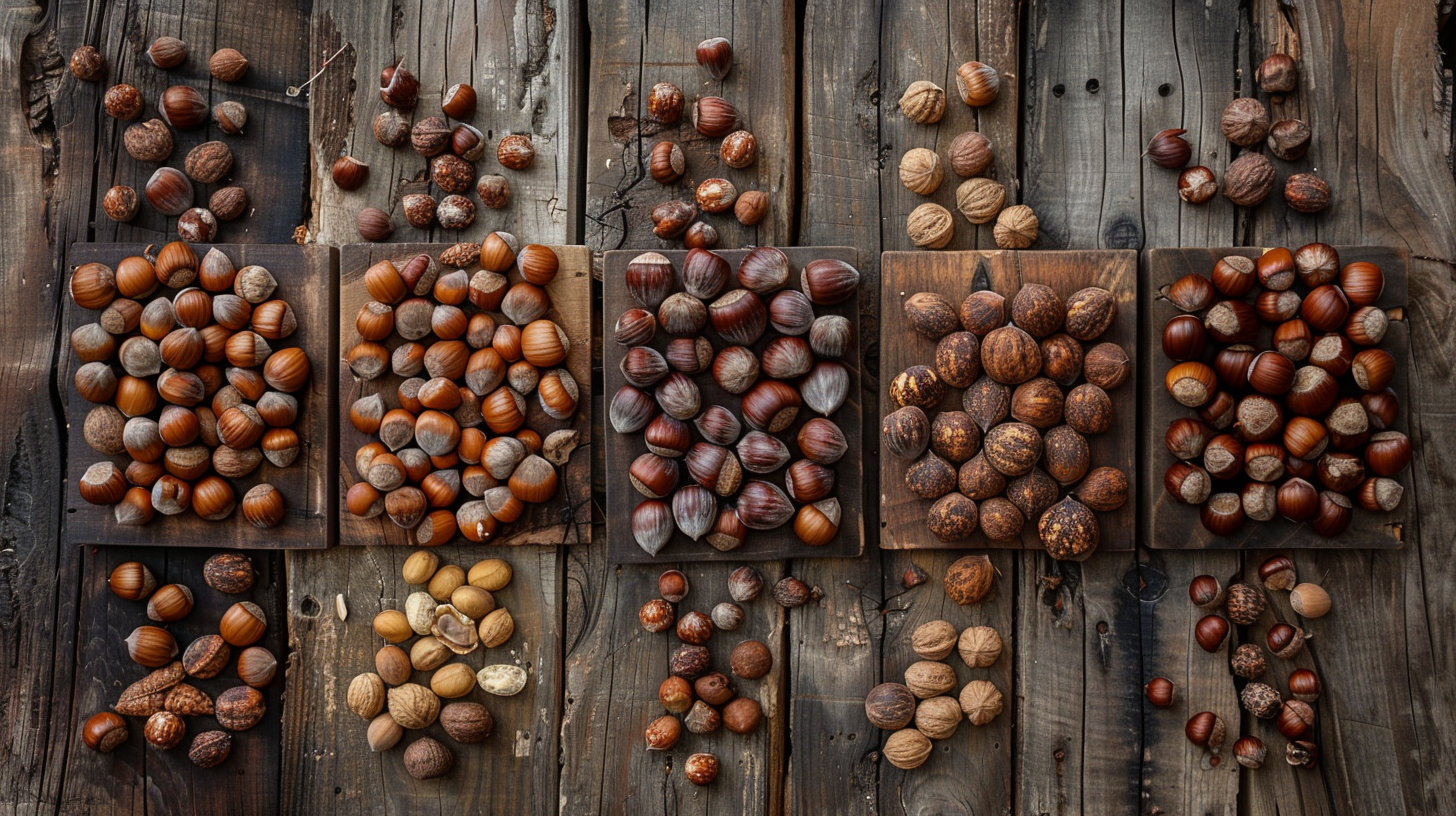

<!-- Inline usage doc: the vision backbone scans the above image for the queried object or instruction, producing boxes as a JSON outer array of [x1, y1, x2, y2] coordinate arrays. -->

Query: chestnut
[[1339, 261, 1385, 306], [1210, 255, 1256, 297], [1163, 462, 1211, 505], [1257, 289, 1302, 324], [1194, 615, 1230, 652], [1246, 351, 1295, 395], [1212, 345, 1256, 391], [1288, 669, 1321, 702], [1364, 431, 1411, 477], [1310, 491, 1353, 537], [1266, 622, 1308, 659], [1300, 284, 1350, 332], [1200, 492, 1245, 536], [1161, 315, 1207, 361], [1188, 575, 1225, 609], [1144, 677, 1175, 707], [1204, 299, 1259, 344], [1350, 348, 1395, 392], [1165, 361, 1217, 407]]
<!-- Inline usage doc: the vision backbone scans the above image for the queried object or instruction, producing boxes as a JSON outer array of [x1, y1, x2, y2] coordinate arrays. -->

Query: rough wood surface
[[61, 243, 336, 550], [336, 243, 592, 548], [1143, 247, 1410, 551], [601, 247, 863, 563], [877, 250, 1139, 551]]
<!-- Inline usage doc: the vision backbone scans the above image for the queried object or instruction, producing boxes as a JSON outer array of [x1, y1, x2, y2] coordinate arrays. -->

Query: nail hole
[[1085, 79, 1100, 93], [334, 787, 342, 795], [68, 507, 77, 514], [1052, 84, 1065, 97], [1158, 83, 1173, 97], [300, 595, 321, 616]]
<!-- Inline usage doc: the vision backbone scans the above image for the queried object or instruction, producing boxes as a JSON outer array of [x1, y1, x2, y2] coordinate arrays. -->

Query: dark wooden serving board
[[1142, 247, 1410, 549], [878, 250, 1139, 551], [603, 248, 865, 563], [61, 244, 336, 549], [337, 244, 592, 547]]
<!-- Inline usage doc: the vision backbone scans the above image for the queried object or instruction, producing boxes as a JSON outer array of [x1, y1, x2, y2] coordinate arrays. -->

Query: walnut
[[215, 685, 266, 731], [1284, 173, 1330, 213], [883, 728, 933, 769], [907, 203, 955, 249], [898, 148, 944, 195], [944, 553, 994, 605], [958, 625, 1003, 668], [403, 737, 454, 780], [387, 683, 441, 729], [183, 141, 234, 183], [1221, 98, 1270, 147], [948, 131, 993, 177], [959, 680, 1003, 725], [993, 204, 1038, 248], [209, 187, 248, 221], [440, 702, 493, 743], [914, 696, 963, 740], [902, 658, 960, 699], [123, 119, 173, 162], [864, 682, 917, 729], [910, 621, 959, 660], [955, 178, 1006, 224], [898, 81, 946, 124], [188, 730, 231, 768], [1222, 152, 1275, 207]]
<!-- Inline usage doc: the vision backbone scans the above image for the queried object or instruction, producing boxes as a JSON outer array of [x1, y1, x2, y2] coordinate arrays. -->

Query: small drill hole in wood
[[1085, 79, 1100, 93], [1052, 84, 1065, 97], [1158, 83, 1173, 97]]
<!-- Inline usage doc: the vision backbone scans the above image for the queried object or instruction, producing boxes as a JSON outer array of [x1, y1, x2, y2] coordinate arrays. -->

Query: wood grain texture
[[1143, 247, 1410, 550], [602, 247, 863, 563], [582, 0, 795, 253], [60, 243, 336, 549], [1019, 2, 1244, 813], [877, 250, 1138, 552], [336, 243, 592, 547], [307, 0, 580, 249]]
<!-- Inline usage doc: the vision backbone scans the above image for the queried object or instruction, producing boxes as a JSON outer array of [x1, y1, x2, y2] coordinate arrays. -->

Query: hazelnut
[[1285, 173, 1331, 213], [955, 61, 1000, 106], [1223, 152, 1276, 207], [981, 325, 1042, 383], [209, 48, 249, 82], [144, 711, 186, 750], [720, 130, 757, 168], [1178, 166, 1218, 203], [649, 141, 685, 184], [1268, 118, 1312, 161], [147, 36, 188, 69], [1037, 496, 1099, 561], [949, 131, 993, 177], [646, 82, 684, 123], [684, 752, 720, 785], [730, 639, 773, 678], [69, 45, 105, 81], [497, 134, 535, 169], [903, 292, 960, 339], [403, 737, 454, 780], [1256, 53, 1299, 94], [865, 682, 917, 729], [440, 702, 493, 744], [215, 685, 266, 731], [214, 100, 248, 134]]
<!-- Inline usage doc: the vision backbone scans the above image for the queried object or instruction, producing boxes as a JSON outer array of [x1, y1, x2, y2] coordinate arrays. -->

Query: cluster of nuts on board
[[1161, 247, 1407, 537], [348, 555, 519, 780], [1148, 54, 1328, 213], [887, 285, 1129, 557], [612, 249, 858, 555], [865, 555, 1003, 770], [351, 64, 532, 239], [642, 37, 772, 247], [639, 567, 808, 785], [73, 39, 253, 239], [72, 244, 310, 528], [1147, 558, 1332, 770], [82, 553, 275, 768], [345, 238, 581, 544], [896, 62, 1037, 251]]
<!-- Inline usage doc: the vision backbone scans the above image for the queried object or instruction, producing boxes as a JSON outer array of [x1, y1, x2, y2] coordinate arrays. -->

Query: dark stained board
[[878, 250, 1138, 551], [602, 247, 865, 563], [61, 244, 336, 550], [1143, 247, 1410, 549], [337, 243, 592, 547], [59, 546, 288, 815]]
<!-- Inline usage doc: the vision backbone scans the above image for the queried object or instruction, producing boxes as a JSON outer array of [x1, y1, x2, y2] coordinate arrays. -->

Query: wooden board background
[[877, 249, 1138, 551], [336, 243, 592, 547], [602, 247, 864, 563], [1143, 247, 1410, 550], [61, 243, 336, 549], [4, 0, 1456, 814]]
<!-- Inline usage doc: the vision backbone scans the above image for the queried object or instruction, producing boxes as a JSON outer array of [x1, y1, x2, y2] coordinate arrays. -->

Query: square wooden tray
[[878, 250, 1139, 551], [1142, 247, 1409, 549], [603, 248, 865, 563], [337, 244, 592, 546], [61, 243, 336, 549]]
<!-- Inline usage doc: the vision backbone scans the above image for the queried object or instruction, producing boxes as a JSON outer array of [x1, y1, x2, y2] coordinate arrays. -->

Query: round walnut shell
[[904, 660, 958, 699], [914, 696, 963, 740], [958, 625, 1003, 668], [884, 728, 934, 769], [980, 325, 1042, 384], [910, 620, 959, 661]]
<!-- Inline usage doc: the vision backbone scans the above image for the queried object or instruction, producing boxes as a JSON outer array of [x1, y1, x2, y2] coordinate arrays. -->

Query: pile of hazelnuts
[[1161, 246, 1407, 537], [345, 237, 580, 545], [71, 244, 311, 530], [885, 284, 1130, 559], [1147, 53, 1327, 213], [639, 567, 809, 786], [894, 61, 1039, 251], [82, 553, 276, 769], [642, 37, 774, 246], [350, 64, 531, 239], [73, 38, 253, 240], [612, 249, 858, 555], [1146, 556, 1332, 771]]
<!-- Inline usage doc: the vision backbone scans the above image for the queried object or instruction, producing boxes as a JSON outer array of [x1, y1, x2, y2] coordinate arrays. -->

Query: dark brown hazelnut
[[890, 365, 945, 410], [904, 292, 960, 339], [980, 325, 1042, 384], [959, 290, 1006, 335], [982, 422, 1043, 477], [1005, 468, 1059, 519], [1039, 334, 1084, 386], [957, 454, 1006, 500], [1221, 98, 1270, 146], [934, 332, 981, 387], [1010, 284, 1065, 338], [962, 376, 1010, 431], [1285, 173, 1331, 213], [1064, 383, 1113, 435], [1063, 287, 1117, 340], [928, 493, 979, 542], [1268, 118, 1312, 161], [1037, 496, 1099, 561], [1042, 425, 1090, 485], [978, 496, 1024, 541], [1223, 152, 1276, 207], [1075, 466, 1128, 511], [1010, 378, 1065, 429], [948, 130, 993, 177], [1178, 166, 1218, 203], [730, 640, 773, 678], [1256, 53, 1299, 94], [1082, 343, 1130, 390], [929, 411, 981, 463], [905, 452, 957, 499]]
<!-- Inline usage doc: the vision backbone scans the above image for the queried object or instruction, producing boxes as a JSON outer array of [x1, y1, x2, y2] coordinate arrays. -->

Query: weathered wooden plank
[[788, 2, 887, 812], [600, 247, 863, 563], [335, 243, 592, 548], [1241, 2, 1456, 814], [582, 0, 796, 252], [286, 2, 579, 812], [308, 0, 579, 248], [1019, 1, 1247, 812], [60, 243, 336, 550]]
